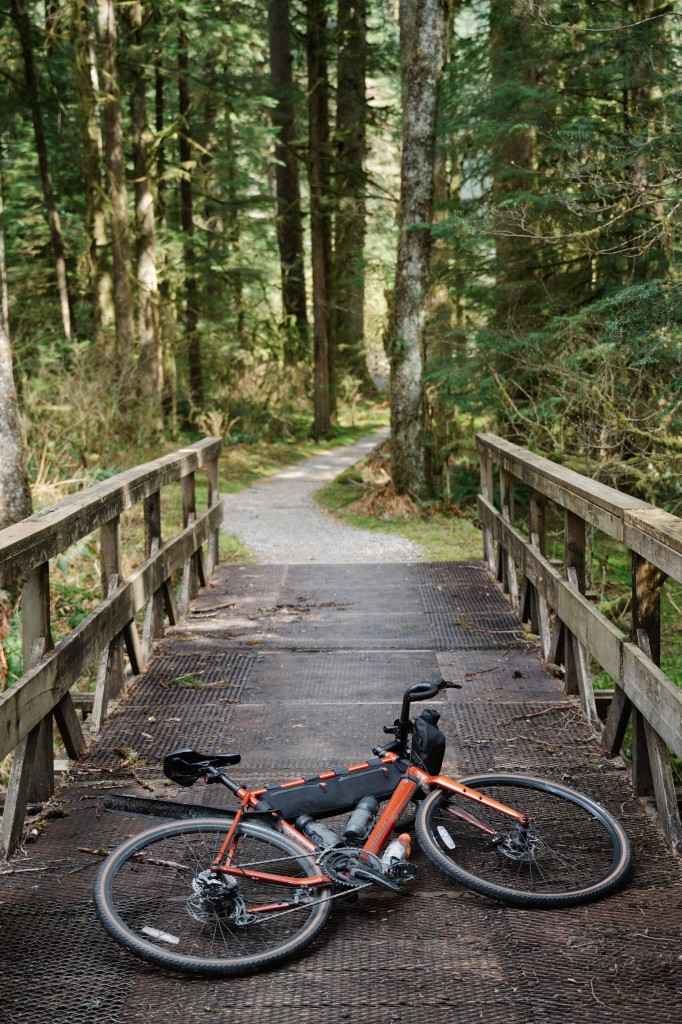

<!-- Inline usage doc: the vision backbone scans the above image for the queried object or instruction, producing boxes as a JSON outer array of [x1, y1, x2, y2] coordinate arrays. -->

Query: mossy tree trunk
[[388, 0, 448, 498]]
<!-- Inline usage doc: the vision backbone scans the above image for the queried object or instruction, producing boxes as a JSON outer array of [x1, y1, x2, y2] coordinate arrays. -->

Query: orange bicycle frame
[[206, 758, 530, 903]]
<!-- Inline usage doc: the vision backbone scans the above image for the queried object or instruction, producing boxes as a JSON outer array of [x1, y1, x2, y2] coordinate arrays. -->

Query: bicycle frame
[[207, 755, 531, 902]]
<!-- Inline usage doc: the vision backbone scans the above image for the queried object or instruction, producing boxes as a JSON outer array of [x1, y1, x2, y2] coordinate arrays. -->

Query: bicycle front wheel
[[95, 817, 332, 976], [416, 773, 631, 908]]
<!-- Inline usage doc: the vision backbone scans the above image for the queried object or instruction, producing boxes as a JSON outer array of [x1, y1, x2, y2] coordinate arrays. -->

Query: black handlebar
[[399, 679, 460, 724], [376, 679, 462, 756]]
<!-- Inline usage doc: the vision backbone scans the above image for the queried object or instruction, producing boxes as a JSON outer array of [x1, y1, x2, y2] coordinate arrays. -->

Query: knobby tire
[[415, 773, 631, 907], [95, 817, 332, 976]]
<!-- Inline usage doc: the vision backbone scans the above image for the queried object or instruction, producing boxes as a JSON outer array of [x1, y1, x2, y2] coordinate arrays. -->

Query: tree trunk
[[154, 39, 177, 434], [96, 0, 135, 375], [334, 0, 371, 389], [178, 12, 201, 412], [10, 0, 73, 342], [268, 0, 308, 362], [224, 107, 246, 348], [0, 147, 9, 349], [307, 0, 333, 438], [129, 0, 163, 432], [489, 0, 540, 442], [0, 307, 32, 532], [72, 0, 113, 347], [388, 0, 447, 498]]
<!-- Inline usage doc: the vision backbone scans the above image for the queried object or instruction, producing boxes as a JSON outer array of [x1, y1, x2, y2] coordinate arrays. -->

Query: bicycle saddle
[[164, 749, 241, 787]]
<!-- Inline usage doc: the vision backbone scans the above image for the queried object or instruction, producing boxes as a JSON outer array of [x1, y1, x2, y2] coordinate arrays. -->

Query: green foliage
[[425, 0, 682, 511]]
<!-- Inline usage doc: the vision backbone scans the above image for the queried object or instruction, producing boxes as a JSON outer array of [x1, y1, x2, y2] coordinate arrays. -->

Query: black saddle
[[164, 749, 241, 787]]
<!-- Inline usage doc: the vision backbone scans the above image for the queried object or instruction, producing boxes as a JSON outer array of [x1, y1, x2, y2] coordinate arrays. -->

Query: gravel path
[[221, 430, 424, 563]]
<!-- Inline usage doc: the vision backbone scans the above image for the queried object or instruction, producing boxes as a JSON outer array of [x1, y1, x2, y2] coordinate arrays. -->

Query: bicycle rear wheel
[[95, 817, 332, 976], [416, 773, 631, 908]]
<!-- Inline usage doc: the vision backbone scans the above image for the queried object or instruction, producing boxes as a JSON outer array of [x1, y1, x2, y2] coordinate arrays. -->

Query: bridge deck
[[1, 561, 681, 1023]]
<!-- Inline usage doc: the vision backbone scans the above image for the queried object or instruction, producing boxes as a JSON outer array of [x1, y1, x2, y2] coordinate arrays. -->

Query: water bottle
[[343, 796, 379, 844], [381, 833, 411, 871], [295, 814, 343, 849]]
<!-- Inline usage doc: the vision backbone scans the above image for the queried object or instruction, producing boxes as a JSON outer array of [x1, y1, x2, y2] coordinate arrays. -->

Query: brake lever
[[439, 680, 462, 690]]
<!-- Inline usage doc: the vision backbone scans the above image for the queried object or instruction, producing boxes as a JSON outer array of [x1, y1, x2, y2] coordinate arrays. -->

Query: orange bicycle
[[95, 680, 631, 976]]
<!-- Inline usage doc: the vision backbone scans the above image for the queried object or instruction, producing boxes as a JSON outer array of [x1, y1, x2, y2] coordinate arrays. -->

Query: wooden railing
[[0, 438, 223, 857], [477, 433, 682, 855]]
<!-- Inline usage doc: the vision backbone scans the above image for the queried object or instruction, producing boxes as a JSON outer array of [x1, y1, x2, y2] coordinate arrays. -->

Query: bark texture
[[129, 0, 163, 430], [334, 0, 370, 388], [97, 0, 135, 370], [178, 13, 201, 410], [0, 306, 31, 532], [307, 0, 333, 438], [268, 0, 308, 361], [72, 0, 113, 346], [389, 0, 447, 498], [11, 0, 73, 342]]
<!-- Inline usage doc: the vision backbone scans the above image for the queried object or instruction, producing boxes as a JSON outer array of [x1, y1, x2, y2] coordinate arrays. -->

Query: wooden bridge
[[0, 435, 681, 1023]]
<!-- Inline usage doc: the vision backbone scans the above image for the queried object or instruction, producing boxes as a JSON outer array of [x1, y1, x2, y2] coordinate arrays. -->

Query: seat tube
[[363, 777, 418, 857]]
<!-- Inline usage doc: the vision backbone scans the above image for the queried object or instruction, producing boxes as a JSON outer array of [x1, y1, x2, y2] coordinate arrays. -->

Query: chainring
[[318, 846, 385, 888]]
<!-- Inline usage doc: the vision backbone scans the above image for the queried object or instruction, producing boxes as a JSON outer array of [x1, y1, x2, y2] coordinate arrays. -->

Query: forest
[[1, 0, 681, 519]]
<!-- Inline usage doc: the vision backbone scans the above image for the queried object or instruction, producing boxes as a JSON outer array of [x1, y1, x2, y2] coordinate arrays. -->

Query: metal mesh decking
[[1, 561, 681, 1024]]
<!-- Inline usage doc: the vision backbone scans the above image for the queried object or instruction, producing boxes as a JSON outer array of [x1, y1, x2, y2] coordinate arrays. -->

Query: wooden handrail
[[477, 433, 682, 855], [0, 438, 222, 586], [0, 439, 223, 858]]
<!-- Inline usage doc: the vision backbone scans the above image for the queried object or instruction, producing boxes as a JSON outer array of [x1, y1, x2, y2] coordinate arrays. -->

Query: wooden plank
[[642, 717, 682, 855], [53, 692, 87, 759], [632, 555, 663, 664], [476, 433, 653, 541], [477, 495, 682, 758], [0, 724, 42, 859], [602, 686, 631, 755], [22, 571, 53, 803], [566, 566, 600, 731], [624, 508, 682, 585], [182, 473, 199, 603], [564, 513, 586, 696], [0, 438, 222, 587], [479, 451, 496, 571], [500, 469, 519, 610], [530, 530, 551, 657], [0, 637, 48, 858], [144, 492, 164, 642], [0, 503, 222, 760], [100, 518, 124, 699], [207, 457, 221, 577]]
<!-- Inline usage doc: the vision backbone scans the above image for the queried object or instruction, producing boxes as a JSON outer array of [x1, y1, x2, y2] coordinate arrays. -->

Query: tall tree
[[268, 0, 308, 361], [334, 0, 371, 389], [0, 304, 31, 533], [72, 0, 113, 346], [0, 145, 9, 347], [96, 0, 135, 372], [10, 0, 74, 342], [388, 0, 448, 498], [307, 0, 333, 438], [129, 0, 163, 431], [178, 10, 201, 410]]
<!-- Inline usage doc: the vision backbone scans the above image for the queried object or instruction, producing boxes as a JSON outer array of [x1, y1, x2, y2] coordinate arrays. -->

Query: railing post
[[181, 472, 205, 614], [563, 510, 585, 695], [0, 563, 53, 857], [92, 516, 125, 731], [528, 489, 551, 657], [142, 489, 164, 658], [479, 449, 495, 571], [207, 455, 220, 577], [499, 468, 519, 610]]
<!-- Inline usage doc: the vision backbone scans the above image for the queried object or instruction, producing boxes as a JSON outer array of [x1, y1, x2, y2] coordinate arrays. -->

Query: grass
[[314, 463, 483, 562]]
